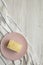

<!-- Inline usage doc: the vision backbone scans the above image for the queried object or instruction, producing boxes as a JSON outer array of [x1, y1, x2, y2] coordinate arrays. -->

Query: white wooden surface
[[0, 0, 43, 65]]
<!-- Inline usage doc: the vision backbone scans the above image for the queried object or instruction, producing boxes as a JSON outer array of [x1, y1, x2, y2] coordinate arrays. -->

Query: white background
[[0, 0, 43, 65]]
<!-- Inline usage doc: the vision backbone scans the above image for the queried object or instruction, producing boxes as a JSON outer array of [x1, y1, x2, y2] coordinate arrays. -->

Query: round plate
[[1, 32, 28, 61]]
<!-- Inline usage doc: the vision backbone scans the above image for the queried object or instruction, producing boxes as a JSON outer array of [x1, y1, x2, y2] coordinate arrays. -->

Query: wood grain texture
[[0, 0, 43, 65]]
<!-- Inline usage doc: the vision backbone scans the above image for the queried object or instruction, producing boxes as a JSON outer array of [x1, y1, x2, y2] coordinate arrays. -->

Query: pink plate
[[1, 32, 28, 61]]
